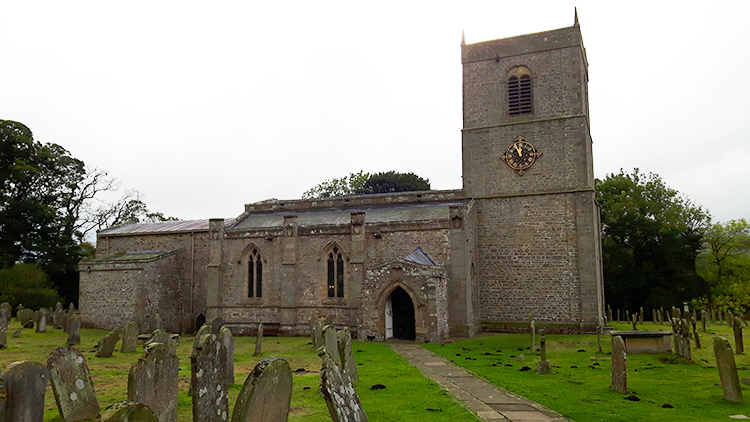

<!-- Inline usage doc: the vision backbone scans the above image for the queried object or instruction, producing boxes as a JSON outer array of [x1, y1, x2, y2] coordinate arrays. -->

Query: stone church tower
[[79, 20, 604, 340], [461, 21, 603, 331]]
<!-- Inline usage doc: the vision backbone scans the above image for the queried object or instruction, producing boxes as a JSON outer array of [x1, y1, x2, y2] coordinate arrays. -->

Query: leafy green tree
[[302, 171, 370, 198], [0, 263, 64, 312], [596, 169, 709, 312], [302, 171, 430, 198], [697, 219, 750, 309]]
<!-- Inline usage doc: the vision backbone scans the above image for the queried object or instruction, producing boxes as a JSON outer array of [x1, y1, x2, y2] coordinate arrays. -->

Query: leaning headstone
[[734, 317, 745, 355], [36, 309, 48, 333], [318, 348, 368, 422], [67, 312, 81, 345], [47, 346, 100, 421], [536, 329, 551, 374], [94, 401, 158, 422], [147, 329, 177, 356], [314, 321, 325, 350], [610, 336, 627, 393], [0, 316, 7, 349], [338, 327, 359, 381], [128, 342, 179, 422], [714, 336, 743, 403], [191, 334, 228, 422], [253, 323, 263, 357], [181, 313, 194, 335], [220, 326, 235, 384], [322, 325, 338, 360], [231, 357, 292, 422], [121, 321, 139, 353], [0, 360, 51, 421], [96, 330, 121, 358]]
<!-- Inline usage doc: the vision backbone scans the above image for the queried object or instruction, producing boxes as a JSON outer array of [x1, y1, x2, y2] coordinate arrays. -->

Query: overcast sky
[[2, 1, 748, 226]]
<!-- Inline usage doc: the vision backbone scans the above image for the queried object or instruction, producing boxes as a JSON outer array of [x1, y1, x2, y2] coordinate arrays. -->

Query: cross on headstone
[[231, 357, 293, 422], [47, 345, 100, 421], [128, 342, 179, 422], [536, 329, 551, 374]]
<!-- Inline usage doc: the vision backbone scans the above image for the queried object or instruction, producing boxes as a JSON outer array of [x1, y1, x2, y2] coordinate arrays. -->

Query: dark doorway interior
[[196, 313, 206, 331], [391, 287, 416, 340]]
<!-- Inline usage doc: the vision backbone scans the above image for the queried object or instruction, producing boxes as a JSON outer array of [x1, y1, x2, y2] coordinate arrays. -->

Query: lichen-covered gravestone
[[93, 401, 158, 422], [253, 323, 263, 357], [610, 335, 627, 393], [231, 357, 292, 422], [191, 334, 228, 422], [338, 328, 359, 381], [67, 312, 81, 345], [96, 330, 121, 358], [323, 325, 339, 361], [121, 321, 139, 353], [148, 329, 177, 355], [220, 326, 235, 384], [714, 336, 743, 403], [0, 360, 51, 422], [318, 349, 368, 422], [128, 342, 179, 422], [194, 324, 211, 352], [47, 346, 100, 422]]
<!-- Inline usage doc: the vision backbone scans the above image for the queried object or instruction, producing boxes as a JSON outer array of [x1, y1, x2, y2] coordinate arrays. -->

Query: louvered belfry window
[[508, 74, 532, 116]]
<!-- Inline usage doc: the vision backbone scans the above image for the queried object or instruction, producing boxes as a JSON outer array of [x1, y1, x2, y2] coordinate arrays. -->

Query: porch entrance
[[384, 287, 415, 340]]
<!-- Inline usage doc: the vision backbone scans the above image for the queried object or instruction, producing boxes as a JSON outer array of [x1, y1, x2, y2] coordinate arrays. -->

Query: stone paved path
[[390, 342, 574, 422]]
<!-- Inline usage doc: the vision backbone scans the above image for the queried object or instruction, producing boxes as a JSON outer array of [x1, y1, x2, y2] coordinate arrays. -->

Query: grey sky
[[2, 1, 748, 226]]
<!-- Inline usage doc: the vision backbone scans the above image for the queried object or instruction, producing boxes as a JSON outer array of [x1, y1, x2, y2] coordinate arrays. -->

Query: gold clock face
[[501, 136, 542, 176]]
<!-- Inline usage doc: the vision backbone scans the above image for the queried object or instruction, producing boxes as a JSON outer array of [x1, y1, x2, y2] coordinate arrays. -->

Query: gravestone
[[121, 321, 139, 353], [182, 313, 194, 335], [231, 357, 292, 422], [96, 330, 121, 358], [253, 323, 263, 357], [193, 324, 211, 353], [323, 325, 338, 360], [220, 326, 235, 384], [318, 348, 368, 422], [210, 317, 225, 335], [94, 401, 158, 422], [617, 309, 620, 322], [0, 305, 10, 325], [18, 308, 33, 325], [0, 360, 51, 421], [54, 308, 65, 329], [536, 329, 551, 374], [530, 319, 536, 351], [36, 309, 48, 333], [714, 336, 743, 403], [691, 318, 701, 349], [596, 320, 603, 353], [610, 336, 627, 393], [338, 327, 359, 381], [191, 333, 228, 422], [47, 345, 100, 421], [148, 329, 177, 356], [0, 316, 7, 349], [67, 312, 81, 345], [13, 329, 21, 338], [152, 314, 163, 331], [314, 321, 325, 350], [309, 316, 317, 349], [607, 305, 613, 325], [140, 316, 152, 334], [734, 317, 744, 355], [169, 315, 181, 334], [631, 314, 637, 330], [128, 342, 179, 422]]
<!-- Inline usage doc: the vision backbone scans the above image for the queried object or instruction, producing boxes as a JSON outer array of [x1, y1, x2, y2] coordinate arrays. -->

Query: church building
[[79, 19, 604, 342]]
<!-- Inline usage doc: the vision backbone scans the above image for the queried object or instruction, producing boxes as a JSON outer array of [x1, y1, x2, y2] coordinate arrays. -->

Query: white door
[[385, 295, 393, 339]]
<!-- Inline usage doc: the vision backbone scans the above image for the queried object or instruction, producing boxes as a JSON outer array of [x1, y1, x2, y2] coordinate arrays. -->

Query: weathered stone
[[220, 326, 235, 384], [0, 316, 7, 349], [148, 329, 177, 356], [210, 317, 225, 335], [121, 321, 140, 353], [530, 319, 536, 351], [313, 321, 325, 350], [193, 324, 211, 353], [67, 312, 81, 345], [318, 348, 368, 422], [309, 316, 317, 349], [23, 319, 35, 329], [152, 314, 163, 331], [691, 318, 701, 349], [47, 346, 100, 422], [0, 360, 51, 422], [13, 329, 21, 338], [0, 305, 10, 325], [93, 401, 158, 422], [323, 325, 338, 361], [610, 336, 627, 393], [536, 329, 551, 374], [128, 342, 179, 422], [715, 336, 743, 403], [253, 323, 263, 357], [231, 356, 292, 422], [95, 330, 121, 358], [734, 317, 744, 355], [338, 327, 358, 381], [191, 334, 228, 422], [18, 308, 34, 326], [169, 315, 181, 334], [181, 313, 194, 335], [140, 316, 151, 334], [35, 309, 48, 333], [54, 309, 65, 329]]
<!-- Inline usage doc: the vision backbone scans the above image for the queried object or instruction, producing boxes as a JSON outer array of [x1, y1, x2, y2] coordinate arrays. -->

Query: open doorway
[[384, 287, 415, 340]]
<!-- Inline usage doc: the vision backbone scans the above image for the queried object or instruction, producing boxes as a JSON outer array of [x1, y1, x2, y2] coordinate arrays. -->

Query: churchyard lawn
[[0, 322, 476, 422], [424, 321, 750, 422]]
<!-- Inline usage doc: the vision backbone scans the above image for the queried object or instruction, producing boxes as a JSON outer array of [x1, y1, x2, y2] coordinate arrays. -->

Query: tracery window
[[508, 66, 533, 116], [248, 248, 262, 298], [327, 247, 344, 298]]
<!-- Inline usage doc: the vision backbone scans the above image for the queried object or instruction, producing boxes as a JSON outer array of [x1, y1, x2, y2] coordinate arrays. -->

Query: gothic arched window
[[248, 248, 262, 298], [327, 246, 344, 298], [508, 66, 533, 116]]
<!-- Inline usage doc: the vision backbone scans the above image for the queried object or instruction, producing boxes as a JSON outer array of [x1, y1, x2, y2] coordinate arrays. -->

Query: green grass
[[0, 321, 478, 421], [424, 321, 750, 422]]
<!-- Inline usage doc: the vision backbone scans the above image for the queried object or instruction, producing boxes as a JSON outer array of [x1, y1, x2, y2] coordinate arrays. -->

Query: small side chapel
[[80, 19, 604, 342]]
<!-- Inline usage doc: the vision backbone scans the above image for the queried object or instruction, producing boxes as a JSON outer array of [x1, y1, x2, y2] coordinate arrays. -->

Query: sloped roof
[[404, 247, 437, 266], [81, 249, 180, 264], [98, 218, 234, 236]]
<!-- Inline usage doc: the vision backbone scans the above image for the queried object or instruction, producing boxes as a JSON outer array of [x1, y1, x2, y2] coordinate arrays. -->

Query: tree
[[89, 189, 178, 232], [302, 171, 430, 198], [596, 169, 710, 312], [697, 219, 750, 309]]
